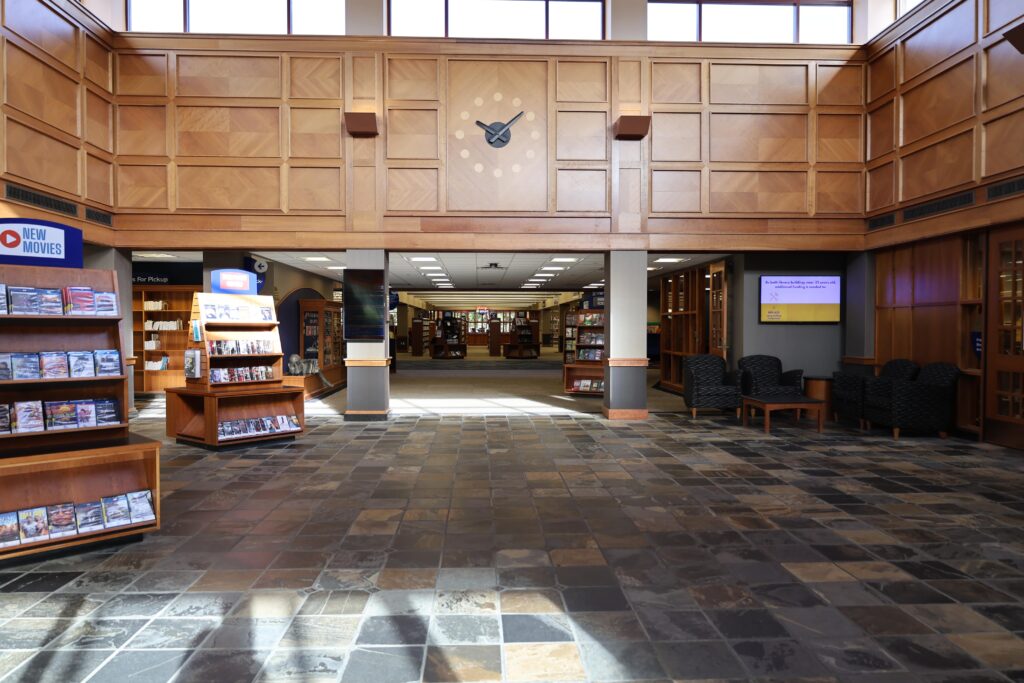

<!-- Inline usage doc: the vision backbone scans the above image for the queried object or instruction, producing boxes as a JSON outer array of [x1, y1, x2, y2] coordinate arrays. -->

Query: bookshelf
[[164, 292, 304, 447], [659, 267, 709, 393], [957, 233, 985, 435], [488, 319, 502, 356], [432, 317, 467, 359], [286, 299, 346, 399], [563, 308, 605, 395], [504, 312, 541, 359], [410, 319, 434, 356], [0, 264, 160, 560], [132, 284, 202, 393]]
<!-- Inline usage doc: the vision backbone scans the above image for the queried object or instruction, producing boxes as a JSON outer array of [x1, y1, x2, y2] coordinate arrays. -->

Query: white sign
[[0, 223, 66, 260]]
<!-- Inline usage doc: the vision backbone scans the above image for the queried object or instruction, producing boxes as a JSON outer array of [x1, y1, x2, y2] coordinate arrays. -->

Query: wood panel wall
[[865, 0, 1024, 216]]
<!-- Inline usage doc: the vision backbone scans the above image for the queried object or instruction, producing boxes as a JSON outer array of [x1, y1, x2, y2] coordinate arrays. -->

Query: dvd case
[[0, 284, 6, 315], [93, 398, 120, 425], [68, 351, 96, 378], [46, 503, 77, 538], [0, 404, 10, 434], [72, 399, 97, 427], [44, 401, 79, 430], [93, 291, 118, 315], [18, 507, 49, 542], [8, 287, 40, 315], [64, 287, 96, 315], [11, 353, 40, 380], [0, 353, 11, 381], [38, 289, 63, 315], [0, 511, 19, 548], [39, 351, 70, 379], [101, 494, 131, 527], [126, 490, 156, 523], [12, 401, 44, 433], [75, 501, 105, 533], [93, 350, 122, 376]]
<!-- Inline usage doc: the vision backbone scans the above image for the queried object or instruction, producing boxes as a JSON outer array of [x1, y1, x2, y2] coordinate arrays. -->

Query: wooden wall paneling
[[912, 305, 959, 364], [709, 171, 807, 213], [650, 169, 700, 213], [116, 105, 167, 156], [84, 35, 111, 92], [116, 164, 168, 209], [555, 169, 606, 212], [176, 55, 281, 98], [85, 153, 111, 205], [556, 60, 608, 103], [983, 108, 1024, 177], [651, 62, 701, 104], [116, 53, 167, 96], [891, 306, 914, 358], [650, 112, 700, 162], [289, 166, 342, 211], [709, 64, 807, 105], [617, 60, 642, 106], [900, 130, 975, 201], [902, 0, 976, 83], [817, 114, 863, 163], [868, 100, 896, 159], [386, 168, 438, 212], [351, 166, 377, 227], [175, 106, 281, 158], [984, 39, 1024, 110], [4, 42, 79, 136], [556, 111, 607, 161], [901, 57, 976, 145], [387, 58, 439, 101], [869, 49, 896, 102], [912, 236, 960, 304], [351, 56, 377, 104], [816, 64, 863, 106], [84, 89, 112, 152], [4, 117, 80, 195], [986, 0, 1024, 33], [289, 108, 342, 159], [816, 171, 863, 214], [3, 0, 78, 70], [893, 245, 914, 305], [876, 248, 894, 305], [617, 167, 643, 230], [709, 113, 808, 162], [875, 305, 894, 362], [345, 52, 381, 230], [386, 108, 439, 160], [289, 56, 342, 99], [177, 166, 281, 210]]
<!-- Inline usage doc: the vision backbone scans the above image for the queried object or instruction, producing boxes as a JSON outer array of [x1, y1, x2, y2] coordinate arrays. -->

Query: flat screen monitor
[[759, 275, 841, 323], [343, 269, 387, 340]]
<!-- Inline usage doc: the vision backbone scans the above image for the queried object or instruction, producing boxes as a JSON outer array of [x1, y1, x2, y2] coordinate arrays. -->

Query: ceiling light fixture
[[653, 257, 683, 263], [419, 266, 442, 270], [550, 257, 579, 263], [540, 266, 565, 271], [304, 256, 331, 262], [327, 266, 346, 270], [409, 257, 437, 262], [647, 267, 661, 272], [534, 273, 556, 278], [135, 253, 177, 259]]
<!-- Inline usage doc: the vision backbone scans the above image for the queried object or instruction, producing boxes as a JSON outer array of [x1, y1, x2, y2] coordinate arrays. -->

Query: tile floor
[[1, 409, 1023, 682]]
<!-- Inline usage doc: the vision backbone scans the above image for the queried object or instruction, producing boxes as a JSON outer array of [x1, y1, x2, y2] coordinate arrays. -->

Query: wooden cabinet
[[132, 284, 202, 393], [658, 265, 712, 393]]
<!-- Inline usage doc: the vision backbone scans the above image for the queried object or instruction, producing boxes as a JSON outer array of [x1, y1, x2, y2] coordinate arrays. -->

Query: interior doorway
[[986, 224, 1024, 448]]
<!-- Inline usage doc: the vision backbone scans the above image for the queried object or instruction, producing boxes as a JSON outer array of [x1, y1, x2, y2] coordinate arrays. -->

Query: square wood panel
[[900, 130, 975, 201], [177, 166, 281, 210], [289, 167, 342, 211], [387, 109, 439, 160], [4, 0, 77, 70], [868, 162, 895, 211], [556, 169, 607, 212], [710, 113, 807, 163], [85, 35, 111, 92], [651, 62, 701, 104], [868, 102, 895, 160], [902, 0, 975, 83], [117, 165, 168, 209], [868, 49, 896, 102], [816, 171, 863, 214], [387, 168, 438, 211], [709, 171, 807, 213], [290, 57, 342, 99], [556, 111, 607, 161], [387, 59, 439, 101], [618, 60, 642, 104], [651, 112, 700, 162], [290, 108, 342, 159], [4, 43, 79, 137], [901, 58, 975, 146], [86, 154, 112, 205], [176, 107, 280, 158], [117, 54, 167, 96], [117, 106, 167, 156], [177, 55, 281, 98], [984, 39, 1024, 110], [85, 91, 112, 152], [651, 170, 700, 213], [5, 118, 79, 195], [983, 108, 1024, 177], [710, 64, 807, 105], [817, 114, 862, 163], [557, 61, 608, 103], [352, 56, 377, 101], [817, 64, 862, 106]]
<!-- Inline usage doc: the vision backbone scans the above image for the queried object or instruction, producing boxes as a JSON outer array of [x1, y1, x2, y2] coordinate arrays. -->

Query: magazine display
[[217, 414, 302, 441], [0, 285, 118, 317], [0, 398, 119, 433], [207, 339, 275, 356], [209, 365, 274, 384]]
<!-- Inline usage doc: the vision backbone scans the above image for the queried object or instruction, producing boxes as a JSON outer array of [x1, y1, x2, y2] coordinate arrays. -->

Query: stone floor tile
[[504, 642, 586, 681], [423, 645, 502, 682]]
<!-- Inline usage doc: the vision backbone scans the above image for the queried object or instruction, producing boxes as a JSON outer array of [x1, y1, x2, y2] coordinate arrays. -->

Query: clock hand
[[475, 120, 500, 136], [486, 111, 525, 144]]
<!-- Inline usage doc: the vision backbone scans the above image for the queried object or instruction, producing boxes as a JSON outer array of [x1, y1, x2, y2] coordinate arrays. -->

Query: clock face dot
[[493, 92, 503, 102], [526, 111, 536, 121], [455, 130, 465, 140], [474, 97, 484, 107], [473, 163, 483, 173], [460, 149, 470, 159], [526, 149, 536, 159], [530, 130, 541, 140], [493, 168, 503, 178], [512, 97, 522, 107], [460, 111, 469, 120], [512, 164, 521, 173]]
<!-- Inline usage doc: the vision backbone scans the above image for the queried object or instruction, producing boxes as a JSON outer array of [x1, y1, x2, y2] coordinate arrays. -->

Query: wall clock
[[447, 60, 548, 212]]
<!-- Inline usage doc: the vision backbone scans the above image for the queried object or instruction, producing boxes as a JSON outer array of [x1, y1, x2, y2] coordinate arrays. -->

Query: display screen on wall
[[343, 269, 387, 340], [759, 276, 841, 323]]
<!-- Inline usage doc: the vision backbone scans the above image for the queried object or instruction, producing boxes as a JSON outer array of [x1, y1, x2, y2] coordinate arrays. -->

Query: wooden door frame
[[984, 223, 1024, 450]]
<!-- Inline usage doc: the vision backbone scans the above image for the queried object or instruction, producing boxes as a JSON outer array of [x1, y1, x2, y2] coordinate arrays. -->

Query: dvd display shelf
[[285, 299, 346, 399], [0, 264, 160, 561], [432, 317, 468, 359], [503, 314, 541, 359], [164, 292, 304, 448], [563, 308, 606, 395], [132, 284, 202, 393]]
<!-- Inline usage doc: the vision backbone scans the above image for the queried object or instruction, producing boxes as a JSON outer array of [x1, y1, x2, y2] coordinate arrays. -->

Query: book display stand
[[503, 312, 541, 359], [563, 308, 606, 395], [284, 299, 346, 399], [165, 292, 304, 448], [132, 284, 202, 393], [431, 317, 467, 359], [0, 264, 160, 561]]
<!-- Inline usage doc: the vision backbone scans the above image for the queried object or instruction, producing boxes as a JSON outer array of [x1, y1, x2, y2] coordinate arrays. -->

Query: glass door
[[986, 226, 1024, 448], [708, 261, 727, 359]]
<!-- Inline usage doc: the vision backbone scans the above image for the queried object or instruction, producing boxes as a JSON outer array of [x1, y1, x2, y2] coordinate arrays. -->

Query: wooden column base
[[602, 406, 649, 420]]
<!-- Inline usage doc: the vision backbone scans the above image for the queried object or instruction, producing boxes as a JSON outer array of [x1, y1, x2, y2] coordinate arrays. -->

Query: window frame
[[386, 0, 607, 40], [127, 0, 346, 34], [647, 0, 853, 44]]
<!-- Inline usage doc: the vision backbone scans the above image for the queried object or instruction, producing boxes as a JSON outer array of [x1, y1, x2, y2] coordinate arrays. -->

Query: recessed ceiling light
[[654, 258, 683, 263], [550, 257, 579, 263], [305, 256, 331, 262], [534, 273, 555, 278], [135, 253, 176, 259], [587, 283, 603, 287], [327, 266, 346, 270], [409, 257, 437, 262], [427, 273, 448, 278], [647, 267, 661, 271], [584, 285, 601, 289], [419, 266, 442, 270], [540, 266, 565, 271], [528, 279, 545, 282]]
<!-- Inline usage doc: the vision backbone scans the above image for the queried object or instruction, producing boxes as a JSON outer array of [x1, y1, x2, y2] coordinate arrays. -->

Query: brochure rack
[[563, 308, 606, 395]]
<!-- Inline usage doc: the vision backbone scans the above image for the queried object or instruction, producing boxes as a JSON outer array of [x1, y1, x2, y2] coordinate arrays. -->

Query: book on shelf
[[580, 379, 592, 391], [68, 351, 96, 378], [101, 494, 131, 528], [11, 353, 40, 379], [0, 353, 10, 381], [39, 351, 70, 379], [0, 511, 19, 548], [93, 398, 120, 426], [44, 401, 78, 430], [93, 350, 122, 376], [12, 401, 44, 433], [74, 502, 105, 533], [18, 507, 49, 542], [0, 404, 10, 434], [72, 400, 97, 428], [64, 287, 96, 315], [126, 490, 156, 523], [46, 503, 77, 538]]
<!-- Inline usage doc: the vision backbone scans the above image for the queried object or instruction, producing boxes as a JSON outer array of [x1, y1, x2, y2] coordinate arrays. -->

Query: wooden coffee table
[[742, 395, 825, 434]]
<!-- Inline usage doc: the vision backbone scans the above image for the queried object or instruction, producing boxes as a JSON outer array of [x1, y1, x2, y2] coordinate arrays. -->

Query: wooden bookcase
[[957, 232, 985, 436], [488, 319, 502, 356], [132, 284, 202, 393], [164, 292, 305, 447], [410, 319, 434, 356], [0, 264, 160, 561], [659, 266, 709, 393], [563, 308, 605, 394], [287, 299, 346, 399], [504, 314, 540, 359], [432, 317, 467, 359]]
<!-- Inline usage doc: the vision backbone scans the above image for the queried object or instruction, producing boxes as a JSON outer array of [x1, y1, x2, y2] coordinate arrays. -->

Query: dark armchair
[[683, 354, 742, 419], [833, 359, 919, 428], [864, 362, 958, 439], [737, 355, 803, 399]]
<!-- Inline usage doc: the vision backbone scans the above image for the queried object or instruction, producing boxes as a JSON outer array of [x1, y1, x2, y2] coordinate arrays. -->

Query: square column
[[344, 249, 390, 421], [603, 250, 649, 420]]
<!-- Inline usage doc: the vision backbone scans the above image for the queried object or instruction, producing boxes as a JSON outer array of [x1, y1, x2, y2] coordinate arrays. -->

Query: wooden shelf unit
[[659, 266, 710, 393], [432, 317, 467, 359], [0, 264, 160, 561], [293, 299, 346, 399], [164, 292, 304, 448], [132, 284, 202, 393], [410, 319, 434, 356], [957, 233, 986, 435], [503, 313, 541, 359], [563, 308, 605, 395]]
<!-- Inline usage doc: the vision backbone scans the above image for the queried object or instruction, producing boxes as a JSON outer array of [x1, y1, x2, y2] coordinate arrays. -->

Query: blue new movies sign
[[0, 219, 84, 268]]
